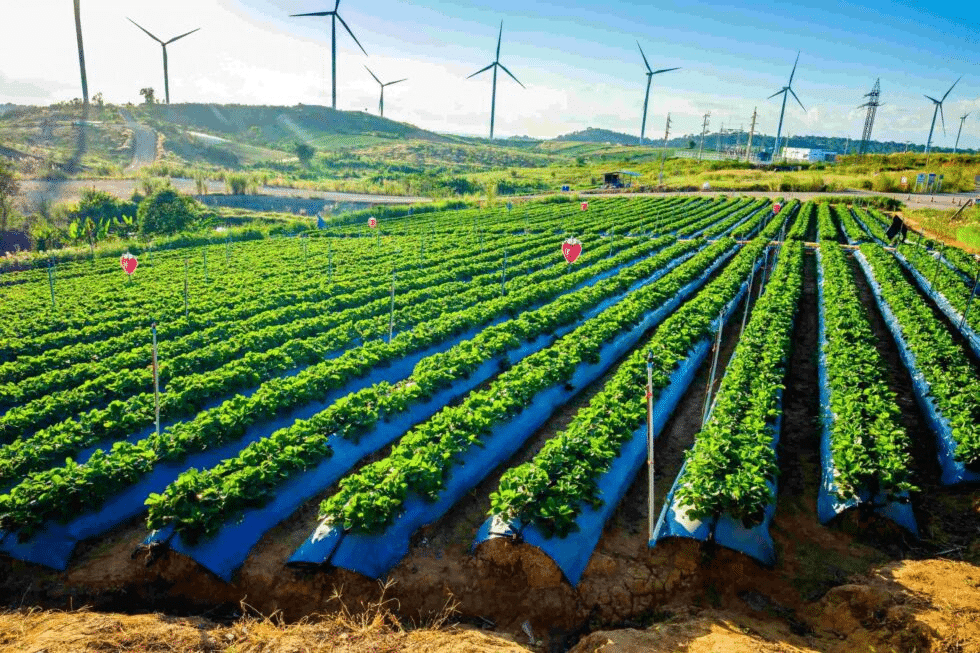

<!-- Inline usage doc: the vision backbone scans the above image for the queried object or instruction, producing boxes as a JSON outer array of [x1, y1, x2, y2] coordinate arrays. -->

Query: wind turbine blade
[[768, 88, 786, 100], [496, 21, 503, 61], [790, 88, 806, 112], [637, 41, 652, 73], [925, 95, 940, 104], [652, 67, 680, 75], [166, 28, 200, 45], [127, 18, 163, 44], [468, 63, 495, 79], [385, 78, 408, 86], [940, 105, 946, 135], [290, 11, 334, 16], [498, 63, 525, 89], [365, 66, 382, 85], [335, 0, 341, 9], [788, 50, 800, 84], [335, 14, 367, 55], [942, 75, 962, 102]]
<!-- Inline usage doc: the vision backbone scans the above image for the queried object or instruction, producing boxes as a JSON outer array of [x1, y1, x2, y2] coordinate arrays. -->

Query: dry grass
[[0, 581, 525, 653]]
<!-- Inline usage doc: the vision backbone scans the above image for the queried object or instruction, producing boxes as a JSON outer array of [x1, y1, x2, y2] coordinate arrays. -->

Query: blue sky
[[1, 0, 978, 147]]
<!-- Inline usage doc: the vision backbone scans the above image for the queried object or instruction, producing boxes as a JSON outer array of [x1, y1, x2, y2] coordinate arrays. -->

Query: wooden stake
[[388, 270, 396, 344], [47, 263, 56, 309], [701, 309, 725, 427], [646, 350, 656, 542], [183, 258, 189, 319], [151, 322, 161, 438]]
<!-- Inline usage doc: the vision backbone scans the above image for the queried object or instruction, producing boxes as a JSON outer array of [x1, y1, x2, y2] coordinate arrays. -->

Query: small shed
[[602, 170, 640, 188]]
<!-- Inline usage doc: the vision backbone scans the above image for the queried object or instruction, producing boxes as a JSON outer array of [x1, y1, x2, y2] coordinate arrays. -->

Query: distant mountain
[[554, 127, 641, 146]]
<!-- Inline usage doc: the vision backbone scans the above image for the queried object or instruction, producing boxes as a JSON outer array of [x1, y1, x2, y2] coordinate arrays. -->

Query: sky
[[2, 0, 979, 148]]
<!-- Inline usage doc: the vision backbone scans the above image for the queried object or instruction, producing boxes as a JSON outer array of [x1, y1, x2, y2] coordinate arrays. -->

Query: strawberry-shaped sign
[[773, 203, 782, 214], [581, 202, 588, 211], [368, 217, 378, 228], [120, 253, 138, 276], [562, 237, 582, 264]]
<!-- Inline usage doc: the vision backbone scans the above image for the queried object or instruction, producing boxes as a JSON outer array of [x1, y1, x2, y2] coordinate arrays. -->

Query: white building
[[781, 147, 837, 163]]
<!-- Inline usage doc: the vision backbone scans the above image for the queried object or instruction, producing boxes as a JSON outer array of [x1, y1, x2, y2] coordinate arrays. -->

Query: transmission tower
[[659, 113, 671, 185], [746, 107, 757, 163], [857, 78, 881, 156], [698, 112, 710, 162]]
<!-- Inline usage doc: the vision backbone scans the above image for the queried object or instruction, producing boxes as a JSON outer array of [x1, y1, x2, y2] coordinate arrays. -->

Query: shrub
[[137, 188, 202, 235]]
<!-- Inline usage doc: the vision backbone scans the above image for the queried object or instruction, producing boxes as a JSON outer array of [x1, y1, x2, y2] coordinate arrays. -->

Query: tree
[[295, 142, 315, 166], [92, 92, 104, 107], [688, 140, 696, 149], [140, 87, 156, 104], [137, 188, 200, 235], [0, 162, 19, 237]]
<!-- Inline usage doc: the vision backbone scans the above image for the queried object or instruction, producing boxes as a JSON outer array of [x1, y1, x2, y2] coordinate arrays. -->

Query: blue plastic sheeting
[[472, 261, 759, 587], [892, 250, 980, 361], [814, 251, 917, 533], [143, 245, 707, 580], [288, 245, 740, 576], [651, 263, 793, 567], [0, 247, 678, 569], [854, 251, 980, 486]]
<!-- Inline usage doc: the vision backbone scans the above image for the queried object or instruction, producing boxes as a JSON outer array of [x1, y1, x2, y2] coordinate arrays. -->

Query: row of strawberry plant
[[486, 233, 778, 539], [816, 203, 841, 243], [857, 244, 980, 471], [143, 238, 729, 544], [831, 205, 868, 245], [0, 228, 563, 385], [817, 239, 916, 511], [0, 235, 590, 437], [786, 202, 814, 241], [894, 242, 980, 340], [0, 233, 675, 481], [309, 239, 738, 538], [0, 234, 569, 412], [670, 240, 804, 528], [0, 237, 700, 536]]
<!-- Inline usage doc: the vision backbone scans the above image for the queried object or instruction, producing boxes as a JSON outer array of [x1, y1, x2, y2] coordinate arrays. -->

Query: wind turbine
[[767, 51, 805, 163], [468, 21, 524, 140], [636, 42, 678, 144], [924, 77, 960, 159], [955, 112, 971, 153], [291, 1, 367, 110], [74, 0, 88, 108], [127, 18, 200, 104], [365, 67, 406, 118]]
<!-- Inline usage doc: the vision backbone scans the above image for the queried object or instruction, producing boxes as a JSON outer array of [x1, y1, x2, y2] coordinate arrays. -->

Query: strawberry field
[[1, 194, 979, 642]]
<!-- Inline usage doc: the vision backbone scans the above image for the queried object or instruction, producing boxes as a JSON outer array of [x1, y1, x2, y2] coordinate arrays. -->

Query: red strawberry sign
[[773, 203, 782, 214], [368, 217, 378, 228], [120, 253, 138, 276], [562, 237, 582, 264], [581, 202, 588, 211]]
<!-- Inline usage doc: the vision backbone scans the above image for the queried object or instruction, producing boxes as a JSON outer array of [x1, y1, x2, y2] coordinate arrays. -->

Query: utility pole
[[698, 112, 710, 162], [717, 122, 723, 153], [659, 113, 671, 186], [746, 107, 757, 163]]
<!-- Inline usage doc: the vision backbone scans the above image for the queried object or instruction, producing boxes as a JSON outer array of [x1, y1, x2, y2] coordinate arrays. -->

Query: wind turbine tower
[[955, 112, 971, 153], [767, 51, 806, 162], [636, 42, 679, 143], [291, 0, 368, 110], [857, 78, 881, 156], [365, 67, 406, 118], [468, 21, 524, 140], [924, 76, 961, 161], [127, 18, 200, 104]]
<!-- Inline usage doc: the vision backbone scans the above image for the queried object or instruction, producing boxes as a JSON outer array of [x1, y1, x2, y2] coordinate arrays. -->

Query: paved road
[[118, 108, 157, 173], [16, 178, 432, 213]]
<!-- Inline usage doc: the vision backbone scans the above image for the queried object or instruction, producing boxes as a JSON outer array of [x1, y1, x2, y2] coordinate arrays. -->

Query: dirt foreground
[[2, 557, 978, 653]]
